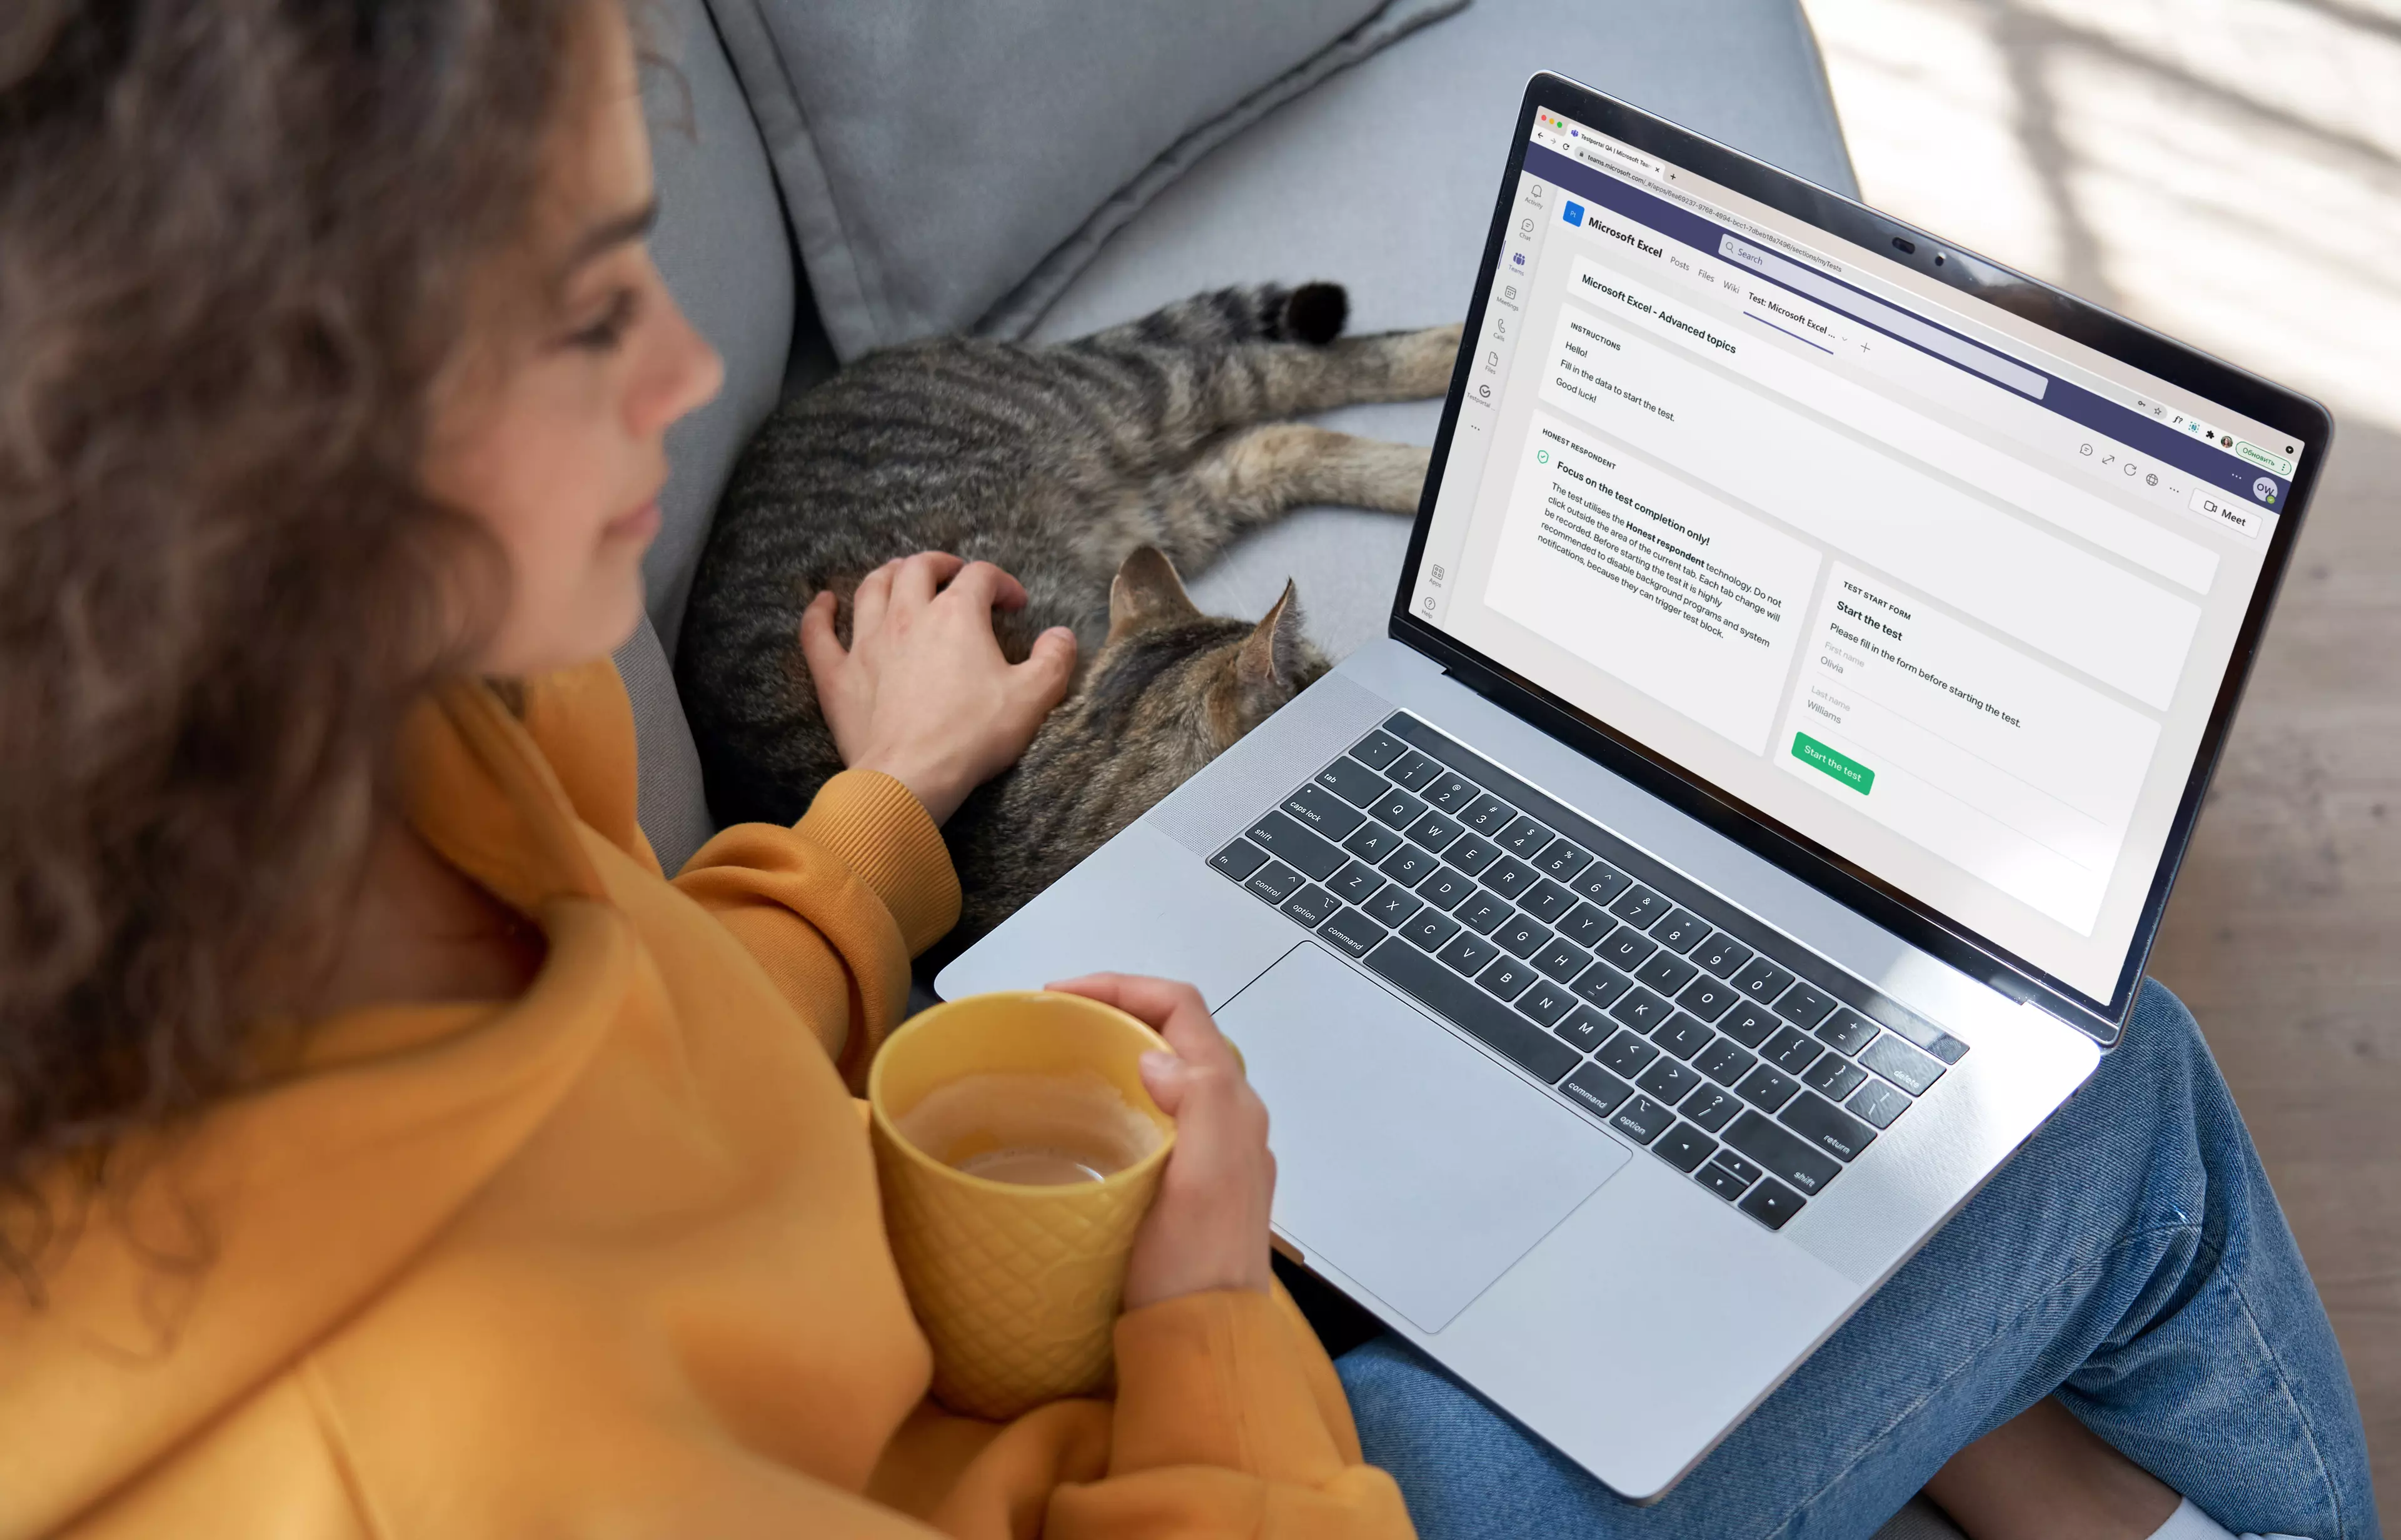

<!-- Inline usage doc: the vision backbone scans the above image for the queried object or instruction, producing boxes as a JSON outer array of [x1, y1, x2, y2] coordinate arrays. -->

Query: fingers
[[797, 591, 847, 680], [940, 558, 1030, 613], [1047, 974, 1237, 1076], [1017, 627, 1078, 710], [892, 550, 967, 608], [852, 559, 898, 639]]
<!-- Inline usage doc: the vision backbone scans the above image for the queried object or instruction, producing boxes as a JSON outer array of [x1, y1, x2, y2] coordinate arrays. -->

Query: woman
[[0, 3, 2372, 1537]]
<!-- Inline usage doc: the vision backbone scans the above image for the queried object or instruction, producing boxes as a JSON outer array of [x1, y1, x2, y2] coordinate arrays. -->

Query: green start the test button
[[1792, 732, 1875, 794]]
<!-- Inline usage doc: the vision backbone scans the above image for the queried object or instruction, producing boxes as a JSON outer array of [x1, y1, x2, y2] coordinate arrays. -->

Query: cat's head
[[1056, 547, 1327, 785]]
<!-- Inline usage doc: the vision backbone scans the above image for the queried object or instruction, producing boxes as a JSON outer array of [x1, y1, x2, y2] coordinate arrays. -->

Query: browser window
[[1412, 108, 2308, 1002]]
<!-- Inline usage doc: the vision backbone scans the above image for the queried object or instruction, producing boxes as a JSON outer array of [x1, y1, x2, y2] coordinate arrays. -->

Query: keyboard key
[[1693, 932, 1754, 979], [1365, 885, 1424, 929], [1211, 838, 1269, 882], [1245, 811, 1344, 881], [1402, 912, 1460, 952], [1444, 833, 1501, 877], [1710, 1150, 1763, 1185], [1349, 728, 1407, 770], [1739, 1177, 1806, 1230], [1774, 980, 1838, 1027], [1379, 844, 1438, 887], [1653, 1122, 1719, 1173], [1422, 773, 1477, 812], [1802, 1055, 1868, 1101], [1316, 907, 1385, 957], [1596, 925, 1658, 973], [1560, 1063, 1636, 1120], [1677, 976, 1740, 1022], [1282, 885, 1341, 927], [1636, 1057, 1703, 1106], [1478, 955, 1538, 1001], [1634, 952, 1699, 995], [1816, 1007, 1880, 1057], [1762, 1025, 1824, 1074], [1731, 956, 1796, 1004], [1609, 987, 1674, 1035], [1437, 932, 1501, 976], [1245, 861, 1304, 904], [1717, 1003, 1781, 1050], [1608, 885, 1672, 928], [1362, 938, 1581, 1085], [1597, 1030, 1659, 1079], [1517, 979, 1576, 1027], [1385, 748, 1444, 792], [1344, 822, 1406, 863], [1724, 1112, 1841, 1195], [1698, 1157, 1755, 1200], [1847, 1079, 1911, 1129], [1859, 1033, 1944, 1095], [1611, 1095, 1675, 1145], [1734, 1065, 1802, 1114], [1406, 810, 1465, 852], [1683, 1085, 1740, 1133], [1654, 1012, 1714, 1061], [1651, 908, 1711, 954], [1454, 892, 1511, 934], [1369, 786, 1427, 830], [1328, 860, 1384, 905], [1313, 757, 1388, 808], [1283, 783, 1366, 839], [1415, 865, 1476, 912], [1925, 1031, 1971, 1065], [1459, 793, 1516, 834], [1556, 902, 1615, 950], [1533, 937, 1592, 984], [1481, 856, 1538, 899], [1569, 963, 1633, 1009], [1533, 839, 1593, 882], [1569, 860, 1633, 905], [1496, 814, 1553, 857], [1518, 880, 1578, 925], [1494, 914, 1551, 959], [1779, 1091, 1878, 1162], [1553, 1005, 1613, 1053], [1694, 1035, 1758, 1087]]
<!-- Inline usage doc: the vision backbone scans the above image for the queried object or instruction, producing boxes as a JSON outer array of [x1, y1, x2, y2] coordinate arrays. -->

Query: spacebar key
[[1363, 939, 1581, 1085]]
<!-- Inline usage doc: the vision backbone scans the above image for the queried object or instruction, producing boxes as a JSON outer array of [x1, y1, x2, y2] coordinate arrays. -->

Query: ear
[[1234, 581, 1308, 703], [1106, 546, 1202, 643]]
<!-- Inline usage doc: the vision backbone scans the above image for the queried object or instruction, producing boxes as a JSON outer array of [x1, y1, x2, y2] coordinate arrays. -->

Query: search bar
[[1719, 236, 2047, 400]]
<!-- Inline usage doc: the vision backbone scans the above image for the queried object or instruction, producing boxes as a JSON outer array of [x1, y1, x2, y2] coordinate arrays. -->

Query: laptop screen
[[1407, 104, 2308, 1005]]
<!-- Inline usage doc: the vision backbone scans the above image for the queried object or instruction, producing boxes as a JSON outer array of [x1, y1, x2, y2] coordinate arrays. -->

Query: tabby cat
[[678, 281, 1459, 950]]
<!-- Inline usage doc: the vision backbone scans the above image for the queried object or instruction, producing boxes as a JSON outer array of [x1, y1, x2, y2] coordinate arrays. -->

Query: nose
[[635, 288, 725, 438]]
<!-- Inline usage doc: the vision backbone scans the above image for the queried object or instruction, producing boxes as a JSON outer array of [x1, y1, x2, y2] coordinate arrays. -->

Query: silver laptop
[[939, 73, 2328, 1501]]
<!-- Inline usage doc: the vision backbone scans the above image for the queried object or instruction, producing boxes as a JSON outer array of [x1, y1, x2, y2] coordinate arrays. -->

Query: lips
[[606, 497, 662, 540]]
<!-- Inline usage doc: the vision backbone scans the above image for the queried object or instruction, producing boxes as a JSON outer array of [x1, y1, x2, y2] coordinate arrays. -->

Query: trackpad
[[1217, 943, 1629, 1332]]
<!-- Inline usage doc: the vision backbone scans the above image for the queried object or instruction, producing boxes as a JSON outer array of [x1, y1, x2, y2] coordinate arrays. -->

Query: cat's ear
[[1234, 581, 1309, 703], [1107, 546, 1202, 643]]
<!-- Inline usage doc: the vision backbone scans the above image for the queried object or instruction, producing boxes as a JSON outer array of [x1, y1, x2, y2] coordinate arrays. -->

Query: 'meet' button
[[1792, 733, 1875, 795]]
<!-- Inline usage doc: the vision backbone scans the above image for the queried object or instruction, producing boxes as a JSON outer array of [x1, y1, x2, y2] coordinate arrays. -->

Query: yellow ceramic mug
[[868, 990, 1176, 1420]]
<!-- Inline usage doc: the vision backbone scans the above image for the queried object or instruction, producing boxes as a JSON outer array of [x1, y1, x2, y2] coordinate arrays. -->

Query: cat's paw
[[1395, 323, 1465, 396]]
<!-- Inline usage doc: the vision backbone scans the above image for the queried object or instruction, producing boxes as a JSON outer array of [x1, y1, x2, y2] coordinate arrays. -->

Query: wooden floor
[[1802, 0, 2400, 1517]]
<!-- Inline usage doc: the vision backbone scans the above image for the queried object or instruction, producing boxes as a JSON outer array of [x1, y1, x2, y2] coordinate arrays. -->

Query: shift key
[[1244, 810, 1345, 881]]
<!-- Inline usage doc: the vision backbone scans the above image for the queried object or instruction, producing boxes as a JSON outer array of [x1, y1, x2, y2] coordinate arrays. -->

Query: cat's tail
[[1121, 281, 1351, 352]]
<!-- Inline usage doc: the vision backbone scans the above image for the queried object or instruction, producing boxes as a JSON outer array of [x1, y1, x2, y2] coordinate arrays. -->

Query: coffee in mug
[[895, 1070, 1164, 1187]]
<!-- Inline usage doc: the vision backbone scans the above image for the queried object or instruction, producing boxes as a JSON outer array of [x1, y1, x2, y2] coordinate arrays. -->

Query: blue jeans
[[1338, 982, 2378, 1539]]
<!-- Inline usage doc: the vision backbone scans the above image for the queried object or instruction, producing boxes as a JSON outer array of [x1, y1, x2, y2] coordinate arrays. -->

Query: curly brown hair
[[0, 0, 618, 1291]]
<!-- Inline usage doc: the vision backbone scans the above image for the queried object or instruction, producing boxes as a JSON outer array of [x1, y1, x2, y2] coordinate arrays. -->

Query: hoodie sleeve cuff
[[1105, 1289, 1348, 1485], [793, 770, 961, 957]]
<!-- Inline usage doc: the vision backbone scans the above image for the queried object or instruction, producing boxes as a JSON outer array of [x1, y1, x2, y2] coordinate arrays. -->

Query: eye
[[565, 288, 639, 352]]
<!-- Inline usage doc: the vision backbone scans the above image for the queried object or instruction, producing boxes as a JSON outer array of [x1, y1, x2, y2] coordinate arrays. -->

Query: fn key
[[1211, 838, 1269, 882]]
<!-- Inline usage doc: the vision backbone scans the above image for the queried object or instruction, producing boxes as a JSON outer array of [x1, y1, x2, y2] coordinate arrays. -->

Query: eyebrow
[[561, 198, 660, 275]]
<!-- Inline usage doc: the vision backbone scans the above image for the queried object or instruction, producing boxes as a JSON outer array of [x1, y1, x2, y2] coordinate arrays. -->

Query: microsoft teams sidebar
[[1413, 109, 2305, 1002]]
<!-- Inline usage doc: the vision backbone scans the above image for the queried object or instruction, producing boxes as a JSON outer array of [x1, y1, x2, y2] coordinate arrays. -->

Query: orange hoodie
[[0, 660, 1414, 1539]]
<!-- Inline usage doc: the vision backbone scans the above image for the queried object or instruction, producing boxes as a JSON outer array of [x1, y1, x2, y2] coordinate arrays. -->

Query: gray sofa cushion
[[707, 0, 1452, 362], [1024, 0, 1857, 663]]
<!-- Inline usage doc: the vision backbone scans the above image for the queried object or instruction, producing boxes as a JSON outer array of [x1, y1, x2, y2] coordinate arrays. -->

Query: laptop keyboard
[[1208, 712, 1970, 1232]]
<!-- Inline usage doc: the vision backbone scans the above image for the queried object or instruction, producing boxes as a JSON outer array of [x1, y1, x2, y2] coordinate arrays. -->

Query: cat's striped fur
[[678, 282, 1459, 949]]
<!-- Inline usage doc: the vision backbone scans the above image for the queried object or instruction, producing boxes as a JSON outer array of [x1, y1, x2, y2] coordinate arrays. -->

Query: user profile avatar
[[2252, 475, 2278, 505]]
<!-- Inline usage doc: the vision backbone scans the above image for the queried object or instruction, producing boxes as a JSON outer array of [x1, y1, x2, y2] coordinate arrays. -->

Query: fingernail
[[1139, 1050, 1179, 1080]]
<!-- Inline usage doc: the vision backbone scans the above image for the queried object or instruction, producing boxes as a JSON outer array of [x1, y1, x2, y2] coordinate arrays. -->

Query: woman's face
[[424, 6, 723, 679]]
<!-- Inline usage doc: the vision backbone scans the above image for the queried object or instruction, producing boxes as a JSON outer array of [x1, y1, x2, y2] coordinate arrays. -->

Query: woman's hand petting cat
[[1048, 974, 1276, 1311], [802, 551, 1077, 824]]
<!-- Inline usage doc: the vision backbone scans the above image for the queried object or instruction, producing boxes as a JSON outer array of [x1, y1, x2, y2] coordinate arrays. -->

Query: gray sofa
[[614, 4, 1965, 1532]]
